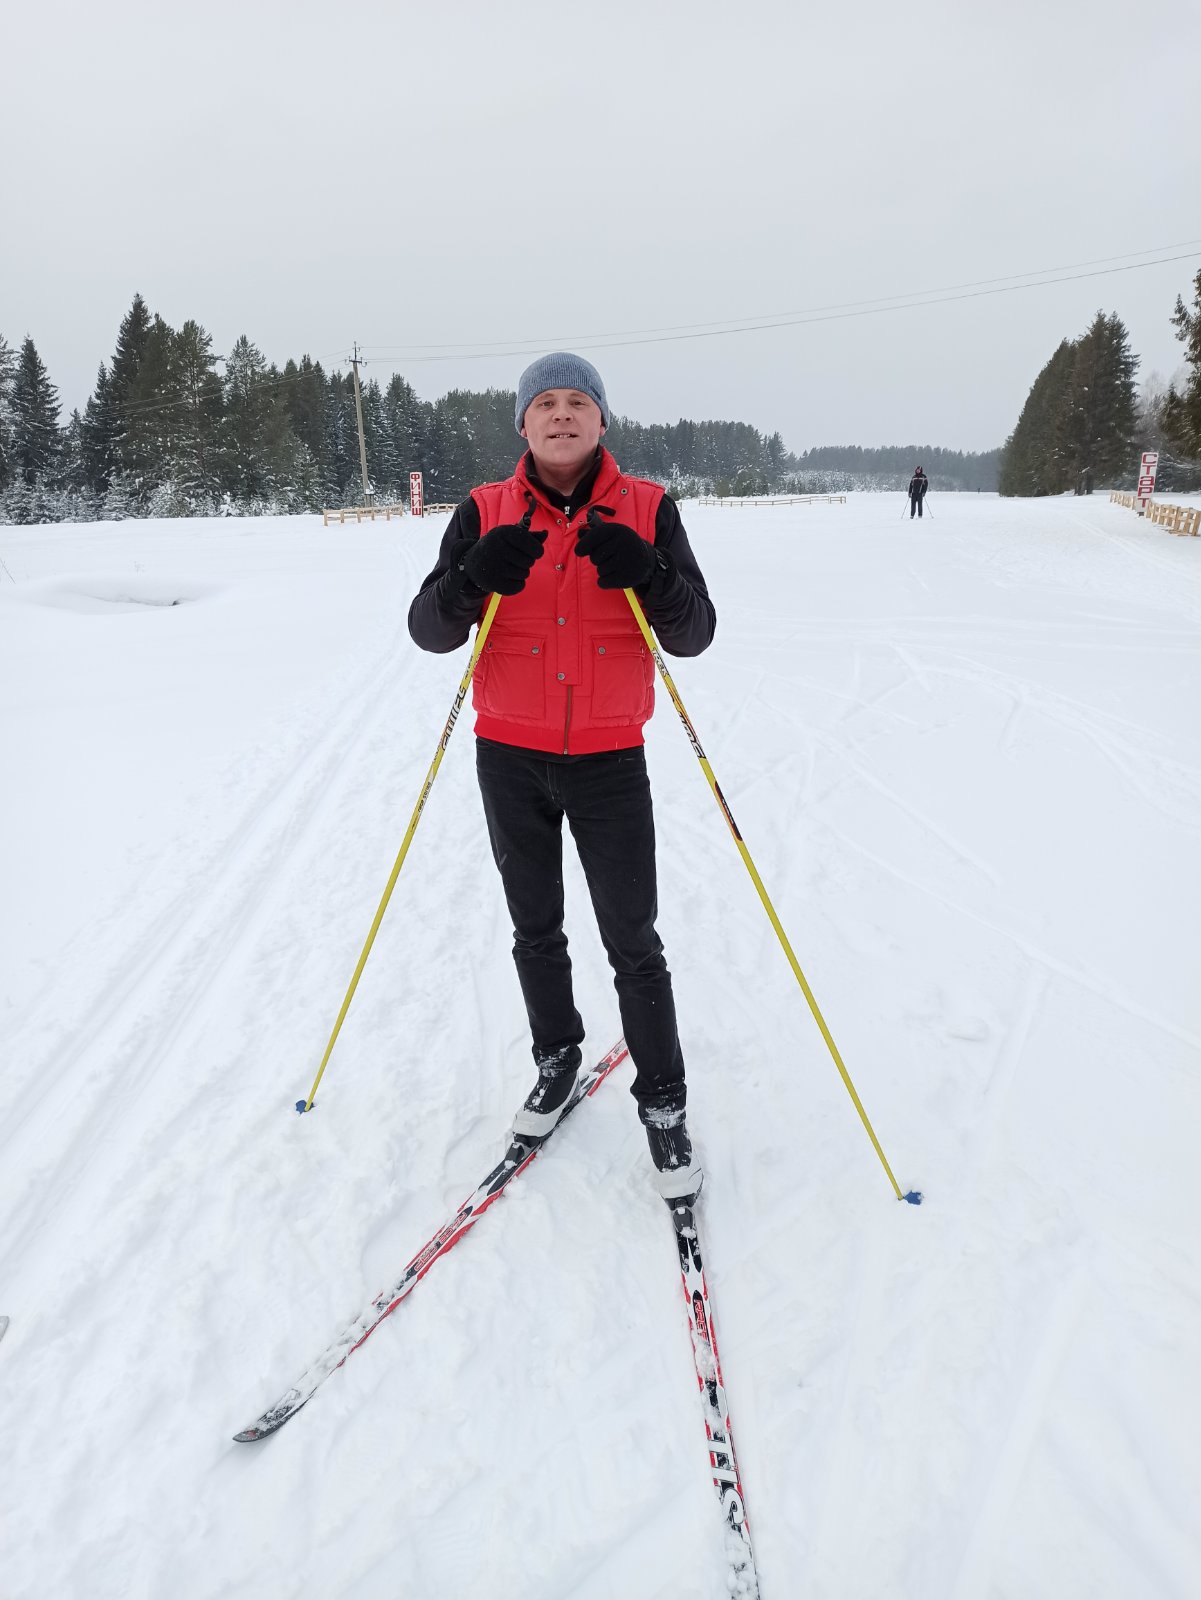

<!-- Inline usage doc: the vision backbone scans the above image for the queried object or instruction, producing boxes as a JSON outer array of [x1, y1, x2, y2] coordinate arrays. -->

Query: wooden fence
[[322, 503, 407, 526], [695, 494, 847, 508], [1109, 490, 1201, 536], [321, 502, 460, 525]]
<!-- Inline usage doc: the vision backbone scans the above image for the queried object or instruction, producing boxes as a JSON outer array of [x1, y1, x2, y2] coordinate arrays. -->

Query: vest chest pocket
[[589, 637, 653, 723], [476, 633, 547, 722]]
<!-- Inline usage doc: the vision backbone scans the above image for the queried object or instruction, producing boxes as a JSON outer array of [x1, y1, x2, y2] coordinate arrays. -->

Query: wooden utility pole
[[349, 342, 374, 505]]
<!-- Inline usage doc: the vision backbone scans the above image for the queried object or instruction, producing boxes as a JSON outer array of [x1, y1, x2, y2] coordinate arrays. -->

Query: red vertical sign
[[1137, 451, 1159, 512], [409, 471, 424, 518]]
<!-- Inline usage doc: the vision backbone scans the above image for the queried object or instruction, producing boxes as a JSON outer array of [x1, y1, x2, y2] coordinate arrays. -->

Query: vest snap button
[[620, 487, 628, 495], [598, 645, 606, 655], [531, 646, 539, 654], [557, 671, 566, 681], [555, 563, 564, 571], [557, 616, 566, 626]]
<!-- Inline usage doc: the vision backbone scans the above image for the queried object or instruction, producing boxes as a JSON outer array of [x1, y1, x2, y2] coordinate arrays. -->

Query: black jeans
[[910, 495, 923, 518], [475, 738, 686, 1117]]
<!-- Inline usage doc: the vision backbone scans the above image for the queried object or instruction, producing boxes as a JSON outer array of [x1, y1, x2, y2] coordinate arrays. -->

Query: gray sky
[[4, 0, 1199, 454]]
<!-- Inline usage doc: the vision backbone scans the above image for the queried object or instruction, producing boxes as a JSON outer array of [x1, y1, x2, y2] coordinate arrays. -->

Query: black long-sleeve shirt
[[407, 452, 716, 659]]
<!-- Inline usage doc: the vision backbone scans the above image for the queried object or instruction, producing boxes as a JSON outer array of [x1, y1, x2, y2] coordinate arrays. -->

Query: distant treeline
[[788, 445, 1001, 491], [2, 291, 1013, 524]]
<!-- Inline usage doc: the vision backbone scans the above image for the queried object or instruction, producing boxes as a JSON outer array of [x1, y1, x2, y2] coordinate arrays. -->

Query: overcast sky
[[4, 0, 1199, 455]]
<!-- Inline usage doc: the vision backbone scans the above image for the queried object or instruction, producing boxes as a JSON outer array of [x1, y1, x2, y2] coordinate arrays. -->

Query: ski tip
[[233, 1415, 290, 1442], [902, 1189, 923, 1206]]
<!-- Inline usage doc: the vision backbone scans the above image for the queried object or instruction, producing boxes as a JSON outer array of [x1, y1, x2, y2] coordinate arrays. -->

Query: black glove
[[460, 520, 546, 596], [576, 509, 657, 590]]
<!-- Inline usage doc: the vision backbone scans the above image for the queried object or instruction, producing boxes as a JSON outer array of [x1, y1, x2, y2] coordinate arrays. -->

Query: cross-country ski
[[234, 1039, 629, 1442], [669, 1198, 760, 1598]]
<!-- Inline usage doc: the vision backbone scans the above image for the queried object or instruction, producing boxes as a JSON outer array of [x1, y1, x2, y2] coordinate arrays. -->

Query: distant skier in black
[[908, 466, 929, 518]]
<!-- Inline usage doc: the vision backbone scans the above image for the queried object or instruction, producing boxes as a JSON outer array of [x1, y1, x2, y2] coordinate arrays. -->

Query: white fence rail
[[695, 494, 847, 508]]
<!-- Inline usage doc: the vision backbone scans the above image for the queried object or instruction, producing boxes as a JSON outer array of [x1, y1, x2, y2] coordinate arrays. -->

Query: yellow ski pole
[[623, 586, 918, 1203], [297, 591, 502, 1113]]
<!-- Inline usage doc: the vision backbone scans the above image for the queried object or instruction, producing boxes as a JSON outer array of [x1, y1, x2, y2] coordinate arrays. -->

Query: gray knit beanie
[[514, 351, 610, 433]]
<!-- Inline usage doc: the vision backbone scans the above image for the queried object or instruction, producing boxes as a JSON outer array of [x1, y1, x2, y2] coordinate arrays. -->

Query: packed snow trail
[[1, 496, 1199, 1598]]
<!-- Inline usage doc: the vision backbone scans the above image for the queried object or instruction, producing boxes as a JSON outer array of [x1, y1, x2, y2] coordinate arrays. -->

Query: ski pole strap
[[622, 587, 906, 1201], [298, 591, 503, 1113]]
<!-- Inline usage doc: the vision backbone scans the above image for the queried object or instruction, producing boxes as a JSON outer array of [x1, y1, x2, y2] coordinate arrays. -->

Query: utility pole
[[349, 342, 374, 505]]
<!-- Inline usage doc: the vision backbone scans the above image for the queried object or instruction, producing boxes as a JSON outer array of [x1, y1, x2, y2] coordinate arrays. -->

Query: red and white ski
[[234, 1037, 628, 1442], [668, 1197, 761, 1598]]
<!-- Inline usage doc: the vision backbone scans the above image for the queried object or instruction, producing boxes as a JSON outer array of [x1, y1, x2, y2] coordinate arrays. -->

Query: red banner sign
[[1137, 451, 1158, 511], [409, 471, 424, 518]]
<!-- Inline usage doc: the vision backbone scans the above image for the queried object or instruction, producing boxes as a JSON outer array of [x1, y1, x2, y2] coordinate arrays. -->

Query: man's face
[[521, 388, 605, 479]]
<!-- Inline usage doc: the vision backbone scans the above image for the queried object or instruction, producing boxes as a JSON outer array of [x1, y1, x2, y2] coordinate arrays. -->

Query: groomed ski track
[[1, 495, 1198, 1598]]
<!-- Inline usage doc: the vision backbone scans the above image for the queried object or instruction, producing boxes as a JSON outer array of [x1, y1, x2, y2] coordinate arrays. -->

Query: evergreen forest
[[3, 274, 1200, 522]]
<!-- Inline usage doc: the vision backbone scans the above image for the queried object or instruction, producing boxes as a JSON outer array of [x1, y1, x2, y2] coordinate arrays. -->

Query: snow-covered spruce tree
[[80, 364, 119, 494], [322, 371, 354, 506], [424, 391, 477, 503], [0, 332, 17, 494], [998, 339, 1078, 495], [11, 336, 61, 492], [56, 409, 102, 520], [1163, 269, 1201, 463], [99, 475, 139, 521], [221, 339, 319, 513], [120, 313, 182, 505], [169, 319, 223, 512], [261, 401, 320, 512], [467, 388, 517, 487], [384, 372, 426, 489], [1057, 311, 1138, 493], [220, 335, 278, 508], [107, 293, 153, 485], [282, 356, 331, 495]]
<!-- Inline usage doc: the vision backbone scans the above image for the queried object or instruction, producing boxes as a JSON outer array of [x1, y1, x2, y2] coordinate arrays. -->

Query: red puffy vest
[[470, 450, 662, 755]]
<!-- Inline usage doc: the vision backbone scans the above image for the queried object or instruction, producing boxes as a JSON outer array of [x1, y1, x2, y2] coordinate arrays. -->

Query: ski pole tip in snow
[[295, 1098, 313, 1115], [902, 1189, 923, 1205]]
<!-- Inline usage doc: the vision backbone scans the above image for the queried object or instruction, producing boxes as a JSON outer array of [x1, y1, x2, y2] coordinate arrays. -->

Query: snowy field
[[1, 492, 1199, 1600]]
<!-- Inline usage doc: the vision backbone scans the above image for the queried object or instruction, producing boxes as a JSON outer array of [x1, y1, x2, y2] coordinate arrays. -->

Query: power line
[[357, 243, 1201, 365], [360, 237, 1201, 353]]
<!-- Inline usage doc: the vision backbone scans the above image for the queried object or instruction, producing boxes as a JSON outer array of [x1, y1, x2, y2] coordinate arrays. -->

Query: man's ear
[[599, 424, 607, 438], [520, 426, 528, 439]]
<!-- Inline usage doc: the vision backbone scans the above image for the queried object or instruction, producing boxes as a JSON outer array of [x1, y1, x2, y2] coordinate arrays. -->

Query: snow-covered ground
[[1, 492, 1198, 1600]]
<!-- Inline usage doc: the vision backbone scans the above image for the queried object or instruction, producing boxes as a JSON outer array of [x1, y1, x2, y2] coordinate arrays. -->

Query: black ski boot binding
[[510, 1044, 582, 1145], [644, 1103, 703, 1203]]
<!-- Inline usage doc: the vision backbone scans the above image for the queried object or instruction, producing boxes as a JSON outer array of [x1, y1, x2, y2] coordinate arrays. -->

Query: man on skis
[[407, 353, 714, 1200], [907, 464, 929, 518]]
